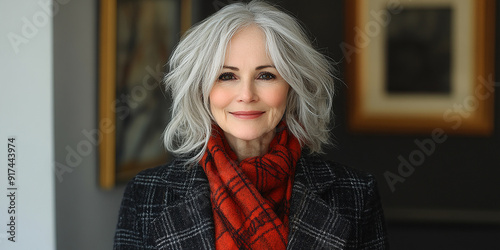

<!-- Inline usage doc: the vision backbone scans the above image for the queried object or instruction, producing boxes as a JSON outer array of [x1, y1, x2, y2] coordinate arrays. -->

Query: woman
[[114, 1, 388, 249]]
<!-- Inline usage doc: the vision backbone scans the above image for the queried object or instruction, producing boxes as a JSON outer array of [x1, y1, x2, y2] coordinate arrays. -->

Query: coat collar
[[152, 156, 351, 249]]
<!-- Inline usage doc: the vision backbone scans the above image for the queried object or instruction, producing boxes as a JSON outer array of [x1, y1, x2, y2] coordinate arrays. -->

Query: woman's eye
[[218, 72, 235, 81], [258, 72, 276, 80]]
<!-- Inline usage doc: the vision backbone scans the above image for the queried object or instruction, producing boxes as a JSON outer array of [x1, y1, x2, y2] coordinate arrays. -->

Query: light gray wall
[[54, 1, 125, 249], [1, 1, 55, 249]]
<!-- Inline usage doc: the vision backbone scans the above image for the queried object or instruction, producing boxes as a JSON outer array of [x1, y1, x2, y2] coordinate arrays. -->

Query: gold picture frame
[[344, 0, 495, 135], [98, 0, 192, 189]]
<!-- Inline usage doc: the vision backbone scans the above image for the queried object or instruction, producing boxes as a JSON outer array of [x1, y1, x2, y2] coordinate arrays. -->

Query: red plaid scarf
[[200, 122, 301, 249]]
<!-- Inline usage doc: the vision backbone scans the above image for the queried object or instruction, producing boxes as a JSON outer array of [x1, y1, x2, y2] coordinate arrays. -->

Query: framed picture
[[344, 0, 495, 135], [98, 0, 192, 188]]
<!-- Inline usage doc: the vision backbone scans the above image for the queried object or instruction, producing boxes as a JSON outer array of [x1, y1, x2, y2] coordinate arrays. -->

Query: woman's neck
[[224, 130, 276, 162]]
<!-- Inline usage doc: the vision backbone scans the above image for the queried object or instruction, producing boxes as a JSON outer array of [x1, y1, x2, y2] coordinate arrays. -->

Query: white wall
[[53, 0, 126, 249], [0, 0, 55, 249]]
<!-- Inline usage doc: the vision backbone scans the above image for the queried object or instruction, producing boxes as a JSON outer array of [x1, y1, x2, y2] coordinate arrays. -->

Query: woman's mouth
[[229, 111, 265, 119]]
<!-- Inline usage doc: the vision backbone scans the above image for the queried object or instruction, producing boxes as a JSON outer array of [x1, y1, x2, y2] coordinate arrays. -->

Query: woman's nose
[[237, 79, 258, 103]]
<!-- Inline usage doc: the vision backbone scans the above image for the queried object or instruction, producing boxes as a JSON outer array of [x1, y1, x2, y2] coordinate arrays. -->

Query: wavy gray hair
[[163, 0, 335, 165]]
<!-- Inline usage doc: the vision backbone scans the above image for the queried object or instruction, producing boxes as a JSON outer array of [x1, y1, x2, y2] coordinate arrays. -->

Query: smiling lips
[[230, 111, 265, 119]]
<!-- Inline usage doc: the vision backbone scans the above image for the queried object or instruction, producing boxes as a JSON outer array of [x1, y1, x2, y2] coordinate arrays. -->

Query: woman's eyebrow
[[256, 65, 275, 70], [222, 65, 239, 71]]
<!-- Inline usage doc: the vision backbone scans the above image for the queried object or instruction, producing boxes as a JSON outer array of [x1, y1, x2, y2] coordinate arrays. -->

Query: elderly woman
[[114, 1, 388, 249]]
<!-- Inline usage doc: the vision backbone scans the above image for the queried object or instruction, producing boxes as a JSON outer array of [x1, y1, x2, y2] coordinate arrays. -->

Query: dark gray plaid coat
[[114, 154, 388, 249]]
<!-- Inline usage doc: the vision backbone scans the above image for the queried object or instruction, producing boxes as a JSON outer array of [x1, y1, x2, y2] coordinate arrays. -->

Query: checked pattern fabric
[[113, 155, 389, 249], [200, 123, 301, 250]]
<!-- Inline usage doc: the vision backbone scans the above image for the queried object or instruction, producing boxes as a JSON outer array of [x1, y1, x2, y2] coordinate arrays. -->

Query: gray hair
[[163, 0, 335, 165]]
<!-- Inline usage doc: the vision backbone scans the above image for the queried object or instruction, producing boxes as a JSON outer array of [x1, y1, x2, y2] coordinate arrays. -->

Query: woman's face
[[209, 25, 289, 143]]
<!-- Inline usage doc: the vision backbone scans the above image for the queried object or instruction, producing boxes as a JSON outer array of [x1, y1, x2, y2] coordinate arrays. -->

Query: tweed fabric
[[200, 124, 301, 249], [114, 154, 389, 249]]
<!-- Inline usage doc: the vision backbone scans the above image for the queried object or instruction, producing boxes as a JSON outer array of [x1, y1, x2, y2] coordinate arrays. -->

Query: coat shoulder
[[296, 154, 377, 195], [131, 158, 193, 185], [127, 158, 206, 198], [114, 158, 208, 249]]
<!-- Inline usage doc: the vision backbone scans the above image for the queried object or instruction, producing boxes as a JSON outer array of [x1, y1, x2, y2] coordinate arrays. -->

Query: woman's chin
[[224, 129, 274, 143]]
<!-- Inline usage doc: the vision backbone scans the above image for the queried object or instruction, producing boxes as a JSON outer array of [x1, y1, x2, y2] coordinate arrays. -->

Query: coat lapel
[[287, 159, 352, 249], [152, 167, 216, 250]]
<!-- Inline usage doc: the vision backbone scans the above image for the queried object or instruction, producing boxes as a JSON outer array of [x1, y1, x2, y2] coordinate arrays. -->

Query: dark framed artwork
[[344, 0, 495, 135], [99, 0, 192, 188]]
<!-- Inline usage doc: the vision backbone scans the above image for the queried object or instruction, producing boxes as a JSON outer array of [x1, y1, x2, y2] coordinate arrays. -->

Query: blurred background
[[50, 0, 500, 249]]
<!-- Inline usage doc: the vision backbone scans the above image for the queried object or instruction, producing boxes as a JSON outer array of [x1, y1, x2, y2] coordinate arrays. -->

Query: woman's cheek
[[266, 83, 289, 107]]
